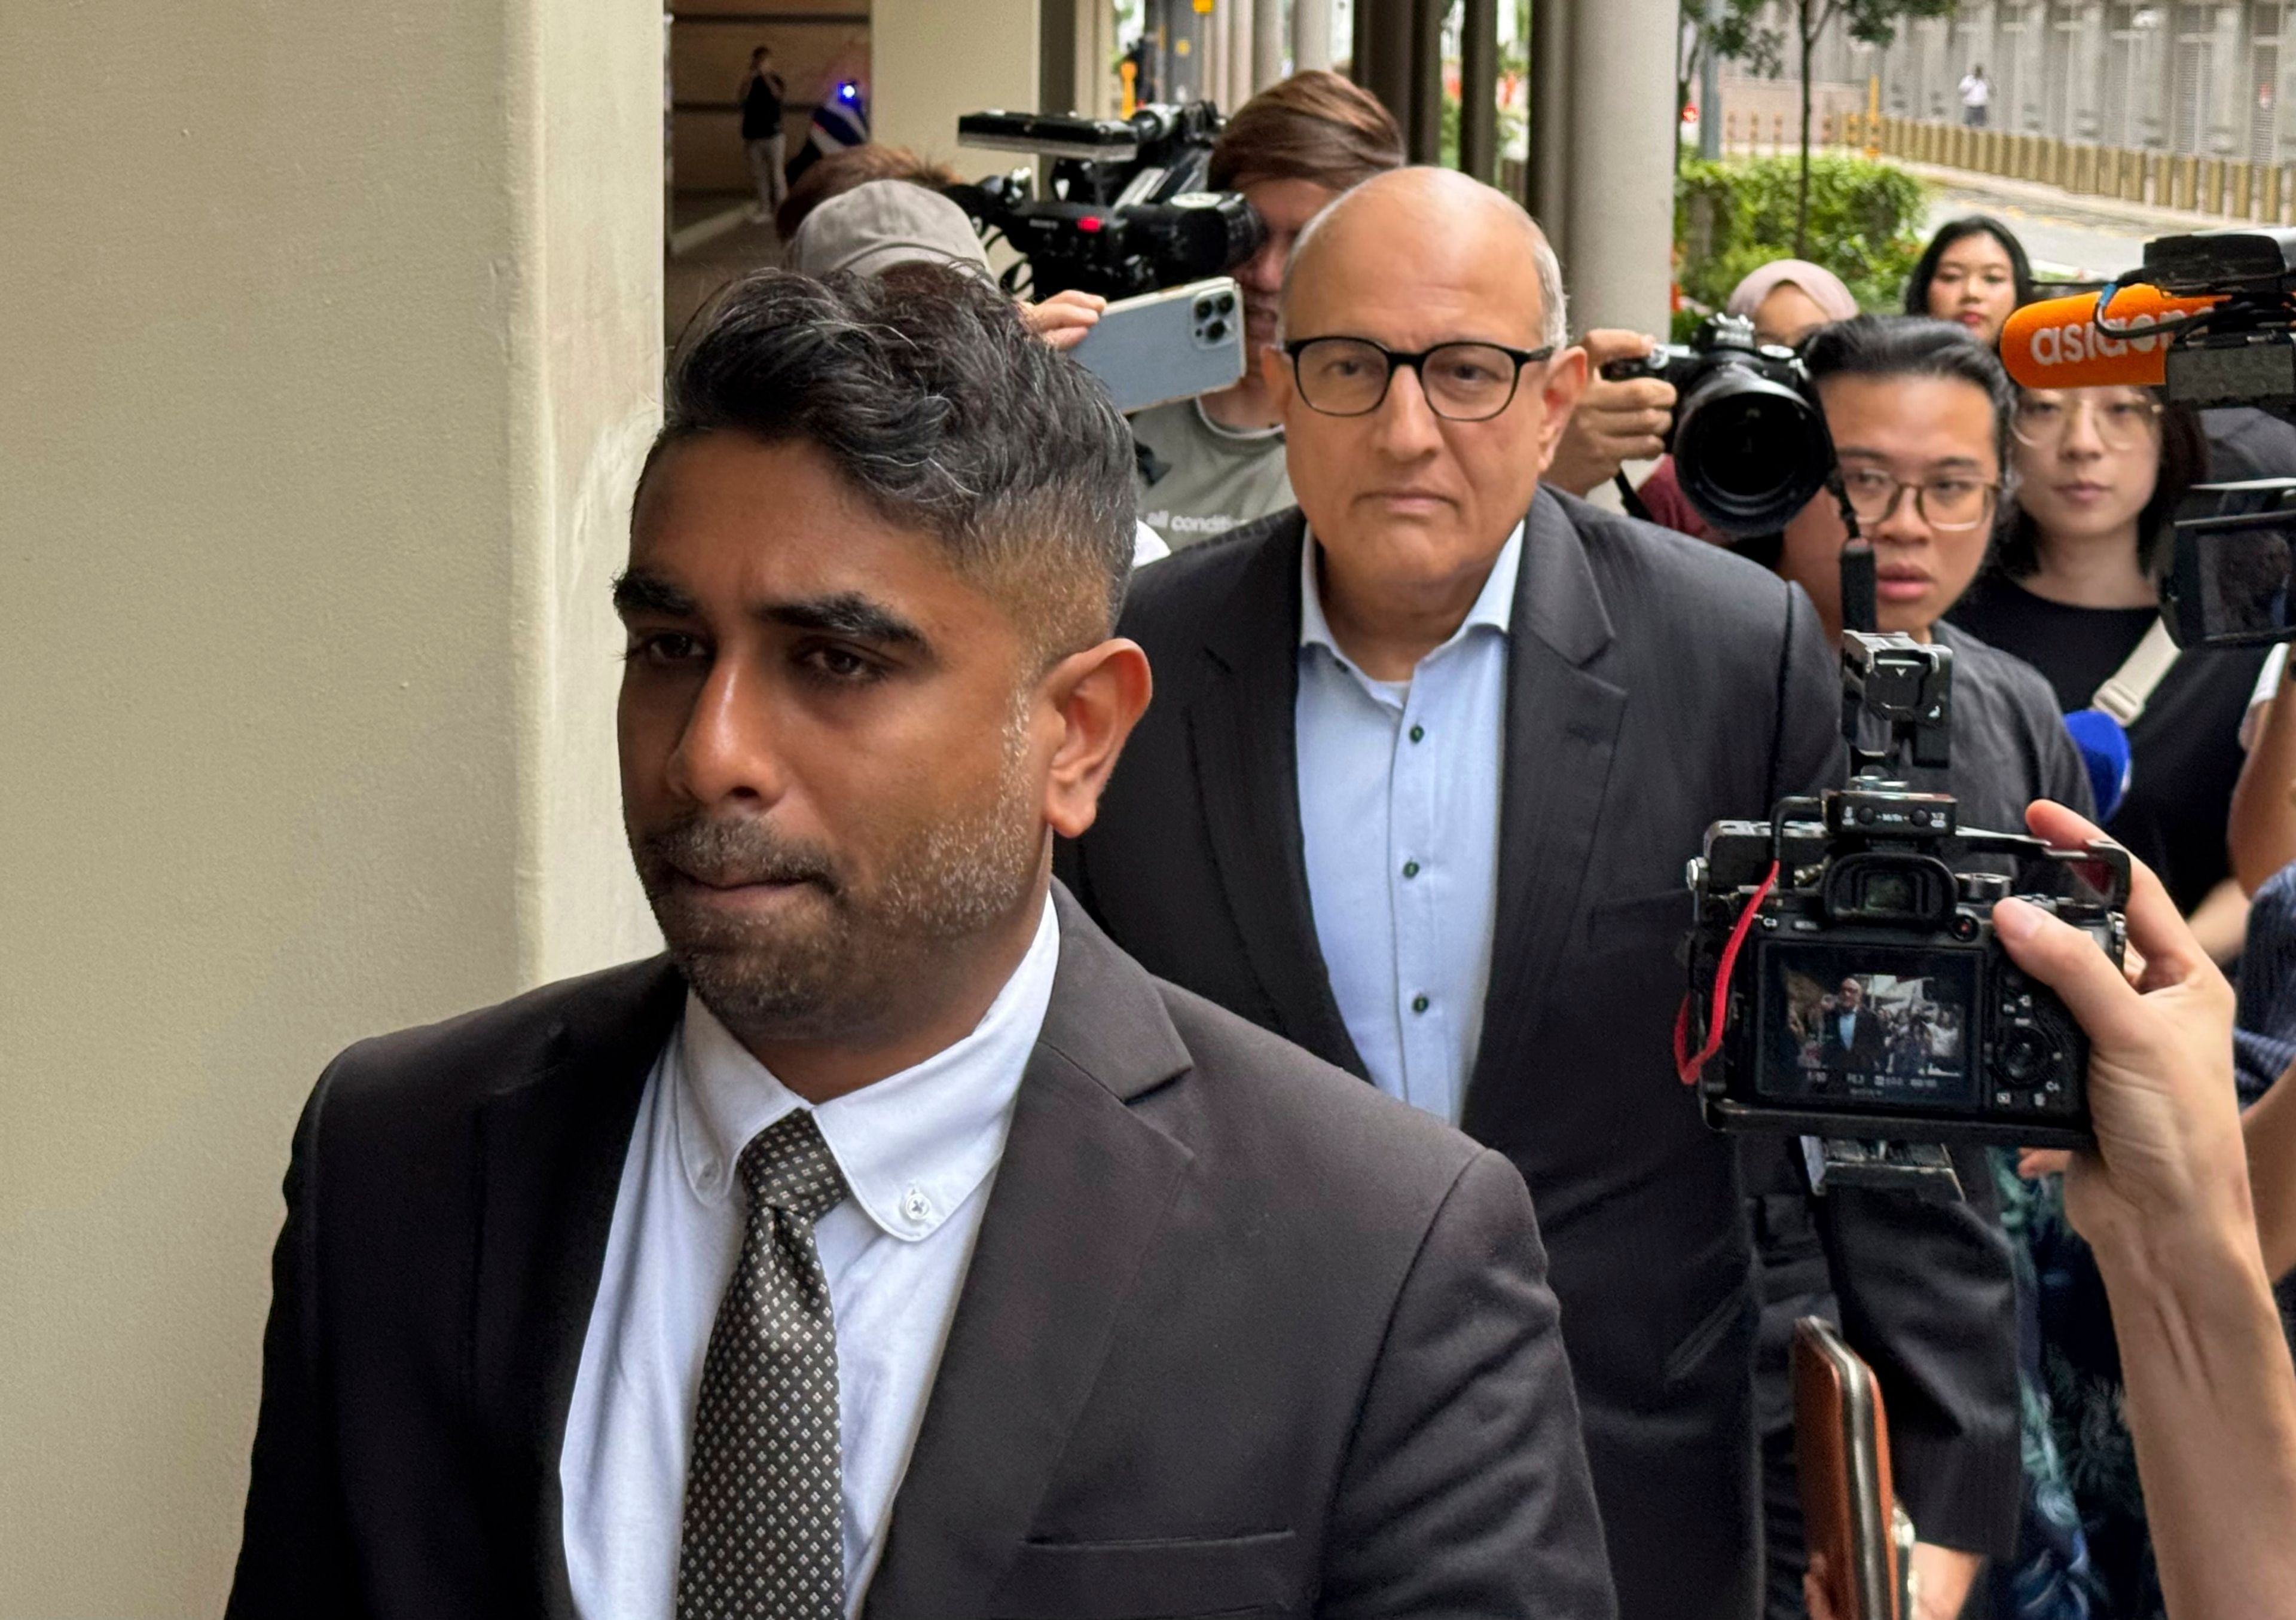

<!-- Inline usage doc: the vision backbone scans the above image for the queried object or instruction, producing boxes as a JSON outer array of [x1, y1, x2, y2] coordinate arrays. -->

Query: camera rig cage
[[1677, 634, 2130, 1191]]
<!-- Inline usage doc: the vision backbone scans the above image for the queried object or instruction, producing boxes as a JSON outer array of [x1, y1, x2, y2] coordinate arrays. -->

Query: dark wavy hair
[[639, 264, 1137, 657], [1801, 313, 2019, 475], [1902, 215, 2037, 320], [1993, 387, 2209, 579]]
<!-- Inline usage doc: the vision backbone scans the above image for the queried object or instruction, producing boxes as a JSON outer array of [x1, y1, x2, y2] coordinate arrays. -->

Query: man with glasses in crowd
[[1060, 170, 2019, 1620]]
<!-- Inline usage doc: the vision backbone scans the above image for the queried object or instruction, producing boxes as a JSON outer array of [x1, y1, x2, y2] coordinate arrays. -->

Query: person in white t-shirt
[[1959, 65, 1991, 128]]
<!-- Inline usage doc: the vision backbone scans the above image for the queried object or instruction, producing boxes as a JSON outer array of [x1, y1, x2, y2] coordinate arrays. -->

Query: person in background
[[1959, 65, 1992, 129], [1129, 70, 1402, 552], [775, 144, 959, 243], [1810, 798, 2296, 1620], [739, 46, 789, 225], [1906, 215, 2032, 349], [2230, 647, 2296, 893], [1619, 258, 1862, 540], [1949, 386, 2264, 962], [1952, 379, 2268, 1616], [1755, 314, 2076, 1620], [1065, 168, 2017, 1620]]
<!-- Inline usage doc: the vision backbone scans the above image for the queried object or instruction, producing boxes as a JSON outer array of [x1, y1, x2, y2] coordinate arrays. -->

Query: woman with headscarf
[[1634, 258, 1861, 541]]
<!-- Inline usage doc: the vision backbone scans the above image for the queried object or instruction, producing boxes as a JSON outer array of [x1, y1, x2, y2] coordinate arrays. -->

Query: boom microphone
[[1997, 284, 2222, 390]]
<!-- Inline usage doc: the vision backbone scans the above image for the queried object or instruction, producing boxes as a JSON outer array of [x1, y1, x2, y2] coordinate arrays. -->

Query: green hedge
[[1674, 154, 1928, 335]]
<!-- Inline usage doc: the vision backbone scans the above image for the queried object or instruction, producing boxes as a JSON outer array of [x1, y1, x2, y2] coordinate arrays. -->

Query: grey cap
[[787, 179, 994, 281]]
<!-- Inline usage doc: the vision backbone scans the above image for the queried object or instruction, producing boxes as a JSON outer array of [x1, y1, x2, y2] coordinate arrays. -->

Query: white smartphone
[[1067, 277, 1248, 414]]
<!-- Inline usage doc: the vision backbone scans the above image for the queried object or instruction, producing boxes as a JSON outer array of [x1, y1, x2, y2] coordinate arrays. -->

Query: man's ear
[[1040, 637, 1153, 840], [1534, 344, 1592, 472], [1260, 341, 1295, 424]]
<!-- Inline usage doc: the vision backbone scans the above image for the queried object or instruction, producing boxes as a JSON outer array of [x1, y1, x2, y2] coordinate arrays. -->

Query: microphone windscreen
[[1996, 284, 2219, 390], [2063, 707, 2134, 822]]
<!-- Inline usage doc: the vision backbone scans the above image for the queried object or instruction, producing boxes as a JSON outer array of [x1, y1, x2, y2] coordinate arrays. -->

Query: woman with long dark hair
[[1951, 384, 2264, 946], [1905, 215, 2035, 348]]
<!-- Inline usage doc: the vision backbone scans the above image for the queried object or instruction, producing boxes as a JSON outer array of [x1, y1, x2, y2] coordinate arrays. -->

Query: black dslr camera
[[1683, 634, 2129, 1154], [946, 105, 1265, 301], [1601, 313, 1836, 537]]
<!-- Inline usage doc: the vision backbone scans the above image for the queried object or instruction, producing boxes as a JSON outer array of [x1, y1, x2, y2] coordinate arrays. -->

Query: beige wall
[[0, 0, 661, 1610], [872, 0, 1041, 182]]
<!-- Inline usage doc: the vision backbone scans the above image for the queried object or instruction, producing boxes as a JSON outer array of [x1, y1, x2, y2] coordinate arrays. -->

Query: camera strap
[[2088, 618, 2179, 726]]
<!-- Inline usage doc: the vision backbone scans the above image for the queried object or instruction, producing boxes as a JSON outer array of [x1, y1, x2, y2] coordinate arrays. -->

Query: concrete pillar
[[1557, 0, 1675, 333], [877, 0, 1037, 172], [1528, 0, 1574, 259], [0, 0, 661, 1608], [1229, 0, 1256, 110], [1255, 0, 1287, 91], [1295, 0, 1334, 71]]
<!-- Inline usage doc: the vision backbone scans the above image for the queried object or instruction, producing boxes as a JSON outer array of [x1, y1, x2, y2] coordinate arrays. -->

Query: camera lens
[[1204, 320, 1228, 341], [1671, 367, 1834, 536], [1216, 292, 1235, 314]]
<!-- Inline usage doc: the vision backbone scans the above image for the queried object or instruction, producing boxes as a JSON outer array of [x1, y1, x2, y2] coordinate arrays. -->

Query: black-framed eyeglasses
[[1282, 335, 1556, 421], [1837, 466, 2001, 533]]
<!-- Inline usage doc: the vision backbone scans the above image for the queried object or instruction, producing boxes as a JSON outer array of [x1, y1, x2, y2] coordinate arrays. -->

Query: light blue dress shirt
[[1296, 524, 1521, 1124]]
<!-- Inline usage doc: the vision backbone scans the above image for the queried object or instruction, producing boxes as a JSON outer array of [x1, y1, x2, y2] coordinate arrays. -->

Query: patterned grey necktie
[[676, 1108, 850, 1620]]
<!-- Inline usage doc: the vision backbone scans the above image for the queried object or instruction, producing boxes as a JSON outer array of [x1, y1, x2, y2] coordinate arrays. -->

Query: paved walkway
[[1909, 163, 2237, 282], [665, 191, 782, 342]]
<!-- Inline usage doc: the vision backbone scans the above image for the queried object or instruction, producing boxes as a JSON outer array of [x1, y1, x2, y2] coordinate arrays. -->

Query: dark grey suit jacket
[[1060, 491, 2020, 1620], [225, 886, 1616, 1620]]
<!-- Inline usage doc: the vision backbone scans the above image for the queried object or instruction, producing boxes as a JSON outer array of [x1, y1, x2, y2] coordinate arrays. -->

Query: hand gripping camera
[[1601, 313, 1836, 538], [1680, 634, 2130, 1160]]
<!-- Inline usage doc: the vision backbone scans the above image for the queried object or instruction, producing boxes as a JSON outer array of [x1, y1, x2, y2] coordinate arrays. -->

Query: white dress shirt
[[1294, 524, 1520, 1123], [559, 895, 1060, 1619]]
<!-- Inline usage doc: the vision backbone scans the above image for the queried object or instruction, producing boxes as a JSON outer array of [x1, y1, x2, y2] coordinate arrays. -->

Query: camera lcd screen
[[1754, 943, 1981, 1111], [2172, 516, 2296, 644]]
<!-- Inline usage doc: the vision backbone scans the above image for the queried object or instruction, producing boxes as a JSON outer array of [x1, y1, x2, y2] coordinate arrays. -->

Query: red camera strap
[[1674, 861, 1780, 1086]]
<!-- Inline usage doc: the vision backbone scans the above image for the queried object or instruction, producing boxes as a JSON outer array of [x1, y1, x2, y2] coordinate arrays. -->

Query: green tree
[[1692, 0, 1950, 252]]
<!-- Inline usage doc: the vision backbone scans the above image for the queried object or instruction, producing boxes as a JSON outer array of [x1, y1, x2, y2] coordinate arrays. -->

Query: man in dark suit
[[1062, 169, 2017, 1620], [1819, 979, 1888, 1072], [225, 265, 1613, 1620]]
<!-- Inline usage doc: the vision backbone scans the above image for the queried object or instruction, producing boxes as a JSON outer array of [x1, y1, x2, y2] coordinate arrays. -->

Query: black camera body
[[1684, 635, 2129, 1150], [1602, 313, 1835, 537], [947, 105, 1265, 300]]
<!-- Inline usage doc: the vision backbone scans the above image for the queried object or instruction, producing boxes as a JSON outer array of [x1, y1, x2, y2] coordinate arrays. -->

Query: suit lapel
[[863, 889, 1195, 1619], [1464, 491, 1629, 1131], [468, 958, 686, 1620], [1186, 513, 1366, 1075]]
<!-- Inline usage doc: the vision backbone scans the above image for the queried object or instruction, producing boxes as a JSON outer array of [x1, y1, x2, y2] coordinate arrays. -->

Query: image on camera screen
[[1755, 946, 1980, 1111], [2193, 520, 2295, 640]]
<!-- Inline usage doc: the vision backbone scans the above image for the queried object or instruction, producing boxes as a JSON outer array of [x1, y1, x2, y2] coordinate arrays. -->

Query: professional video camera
[[945, 104, 1265, 301], [1601, 313, 1836, 537], [1680, 632, 2130, 1163], [2003, 227, 2296, 649]]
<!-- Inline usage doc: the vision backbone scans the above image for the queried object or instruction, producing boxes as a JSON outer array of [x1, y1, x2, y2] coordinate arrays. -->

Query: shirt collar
[[1297, 519, 1523, 661], [670, 892, 1060, 1243]]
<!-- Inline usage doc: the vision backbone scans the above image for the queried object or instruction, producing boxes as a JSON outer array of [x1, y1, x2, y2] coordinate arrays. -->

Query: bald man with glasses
[[1061, 171, 2019, 1620]]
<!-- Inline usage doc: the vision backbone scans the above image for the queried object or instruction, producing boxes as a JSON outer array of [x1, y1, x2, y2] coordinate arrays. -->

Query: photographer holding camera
[[1806, 800, 2296, 1620], [1721, 314, 2090, 1618], [1129, 71, 1401, 552]]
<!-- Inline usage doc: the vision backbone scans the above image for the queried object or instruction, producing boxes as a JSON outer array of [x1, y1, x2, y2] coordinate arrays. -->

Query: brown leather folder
[[1793, 1315, 1912, 1620]]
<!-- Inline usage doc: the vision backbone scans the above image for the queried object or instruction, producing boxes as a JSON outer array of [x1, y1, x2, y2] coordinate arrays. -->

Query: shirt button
[[1408, 723, 1425, 744], [901, 1184, 933, 1224], [1402, 859, 1421, 879], [1411, 994, 1431, 1014]]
